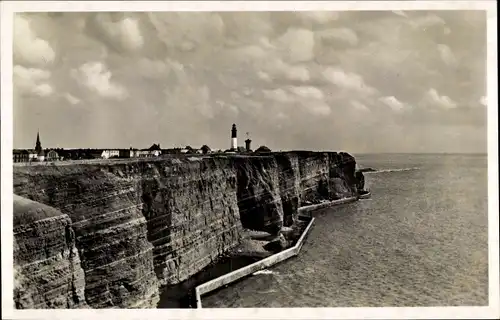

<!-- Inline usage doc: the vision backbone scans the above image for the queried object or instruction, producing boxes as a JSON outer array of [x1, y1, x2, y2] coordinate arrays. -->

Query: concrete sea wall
[[195, 216, 315, 308], [12, 151, 361, 309]]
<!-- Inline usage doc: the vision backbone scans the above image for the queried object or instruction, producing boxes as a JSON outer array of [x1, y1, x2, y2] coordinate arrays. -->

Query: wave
[[253, 269, 277, 276], [365, 167, 420, 174]]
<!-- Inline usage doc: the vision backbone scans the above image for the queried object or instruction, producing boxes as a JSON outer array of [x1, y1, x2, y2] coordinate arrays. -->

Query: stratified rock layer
[[13, 151, 361, 309], [13, 195, 88, 309]]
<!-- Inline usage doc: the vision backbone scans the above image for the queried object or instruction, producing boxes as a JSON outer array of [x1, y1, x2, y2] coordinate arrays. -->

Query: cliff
[[12, 151, 361, 309]]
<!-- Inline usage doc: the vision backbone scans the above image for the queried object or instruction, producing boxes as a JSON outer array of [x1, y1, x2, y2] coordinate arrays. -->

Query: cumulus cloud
[[423, 88, 457, 109], [317, 27, 358, 46], [284, 65, 310, 82], [94, 15, 144, 51], [12, 11, 486, 153], [322, 67, 377, 95], [262, 85, 330, 116], [257, 71, 271, 82], [13, 65, 53, 97], [14, 15, 55, 66], [164, 83, 215, 120], [289, 86, 324, 100], [379, 96, 406, 112], [137, 58, 170, 79], [409, 13, 446, 31], [299, 11, 339, 25], [392, 10, 408, 18], [263, 88, 294, 103], [351, 100, 370, 112], [277, 28, 315, 62], [261, 59, 311, 82], [71, 62, 127, 100], [437, 44, 457, 67], [308, 101, 331, 116], [64, 93, 81, 105], [148, 12, 225, 52]]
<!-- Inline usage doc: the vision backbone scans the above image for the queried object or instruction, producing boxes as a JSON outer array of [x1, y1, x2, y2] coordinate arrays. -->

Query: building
[[28, 150, 38, 161], [37, 150, 45, 162], [119, 148, 134, 158], [13, 150, 29, 163], [101, 149, 120, 159], [46, 150, 59, 161], [231, 124, 237, 151], [162, 148, 182, 155], [31, 130, 46, 161], [29, 131, 47, 161], [125, 144, 162, 158], [181, 146, 193, 154]]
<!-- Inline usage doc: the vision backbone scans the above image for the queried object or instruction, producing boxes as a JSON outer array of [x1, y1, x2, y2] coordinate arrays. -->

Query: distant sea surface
[[203, 153, 489, 307]]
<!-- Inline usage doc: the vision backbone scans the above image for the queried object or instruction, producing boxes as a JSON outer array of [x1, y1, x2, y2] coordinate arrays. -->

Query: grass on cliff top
[[13, 195, 66, 227]]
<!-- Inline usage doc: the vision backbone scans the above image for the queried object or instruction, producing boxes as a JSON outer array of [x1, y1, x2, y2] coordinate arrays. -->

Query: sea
[[202, 153, 489, 307]]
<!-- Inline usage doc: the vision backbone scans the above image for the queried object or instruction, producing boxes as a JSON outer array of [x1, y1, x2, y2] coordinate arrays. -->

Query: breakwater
[[13, 151, 362, 309], [195, 216, 315, 308]]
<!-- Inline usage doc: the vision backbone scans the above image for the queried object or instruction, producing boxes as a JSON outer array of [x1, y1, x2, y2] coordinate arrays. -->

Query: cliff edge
[[13, 151, 362, 309]]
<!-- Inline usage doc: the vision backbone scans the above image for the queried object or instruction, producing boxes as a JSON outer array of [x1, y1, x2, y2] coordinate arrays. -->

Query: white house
[[101, 149, 120, 159], [28, 151, 38, 160]]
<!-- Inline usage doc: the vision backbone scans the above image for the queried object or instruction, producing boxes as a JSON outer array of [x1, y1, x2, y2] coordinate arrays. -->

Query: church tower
[[35, 130, 42, 154], [231, 124, 237, 150]]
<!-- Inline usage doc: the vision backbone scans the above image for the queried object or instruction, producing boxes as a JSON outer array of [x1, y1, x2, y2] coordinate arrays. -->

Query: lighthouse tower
[[231, 124, 237, 150]]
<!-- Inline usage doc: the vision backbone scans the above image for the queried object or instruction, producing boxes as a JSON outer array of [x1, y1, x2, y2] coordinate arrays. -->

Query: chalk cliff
[[13, 151, 361, 309]]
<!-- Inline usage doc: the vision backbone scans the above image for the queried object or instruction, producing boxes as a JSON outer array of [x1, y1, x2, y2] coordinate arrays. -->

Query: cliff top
[[13, 151, 349, 168], [13, 195, 67, 227]]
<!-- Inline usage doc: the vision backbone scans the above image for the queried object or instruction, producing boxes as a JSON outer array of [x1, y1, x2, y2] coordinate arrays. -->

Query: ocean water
[[202, 154, 489, 307]]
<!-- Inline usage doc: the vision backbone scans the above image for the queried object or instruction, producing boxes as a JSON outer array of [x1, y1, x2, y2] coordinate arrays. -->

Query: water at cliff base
[[202, 154, 489, 307]]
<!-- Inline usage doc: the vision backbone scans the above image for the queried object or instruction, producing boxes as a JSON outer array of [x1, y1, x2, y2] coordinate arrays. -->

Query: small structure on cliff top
[[231, 124, 238, 151], [255, 145, 271, 153], [201, 145, 211, 154], [245, 132, 252, 152]]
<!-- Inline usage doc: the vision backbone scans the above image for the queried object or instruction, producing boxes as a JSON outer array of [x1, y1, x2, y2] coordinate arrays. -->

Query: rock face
[[13, 151, 361, 309], [235, 156, 283, 235], [13, 195, 88, 309]]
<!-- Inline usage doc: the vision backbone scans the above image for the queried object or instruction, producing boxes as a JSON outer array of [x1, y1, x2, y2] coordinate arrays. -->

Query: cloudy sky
[[13, 10, 487, 153]]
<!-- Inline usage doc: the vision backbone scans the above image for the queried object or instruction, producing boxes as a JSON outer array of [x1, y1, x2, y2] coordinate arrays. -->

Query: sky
[[13, 10, 487, 153]]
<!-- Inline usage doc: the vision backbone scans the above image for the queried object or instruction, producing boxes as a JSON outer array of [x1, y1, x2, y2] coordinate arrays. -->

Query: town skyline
[[13, 11, 487, 153]]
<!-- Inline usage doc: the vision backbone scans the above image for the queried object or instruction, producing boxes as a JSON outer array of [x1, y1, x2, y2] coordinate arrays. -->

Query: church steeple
[[35, 130, 42, 153]]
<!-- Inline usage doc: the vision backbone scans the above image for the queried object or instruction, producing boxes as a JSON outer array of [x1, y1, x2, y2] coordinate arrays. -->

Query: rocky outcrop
[[328, 152, 358, 199], [13, 151, 362, 309], [14, 165, 161, 308], [234, 156, 283, 235], [13, 195, 88, 309], [274, 153, 301, 227]]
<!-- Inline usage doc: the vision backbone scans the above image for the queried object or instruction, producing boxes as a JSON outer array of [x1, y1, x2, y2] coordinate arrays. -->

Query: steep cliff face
[[14, 164, 161, 308], [328, 152, 358, 199], [13, 152, 361, 309], [234, 156, 284, 235], [274, 153, 301, 227], [137, 157, 242, 286], [13, 195, 88, 309], [296, 151, 331, 203]]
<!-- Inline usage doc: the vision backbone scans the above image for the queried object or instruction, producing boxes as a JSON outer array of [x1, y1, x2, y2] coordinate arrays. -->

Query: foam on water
[[365, 167, 421, 174]]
